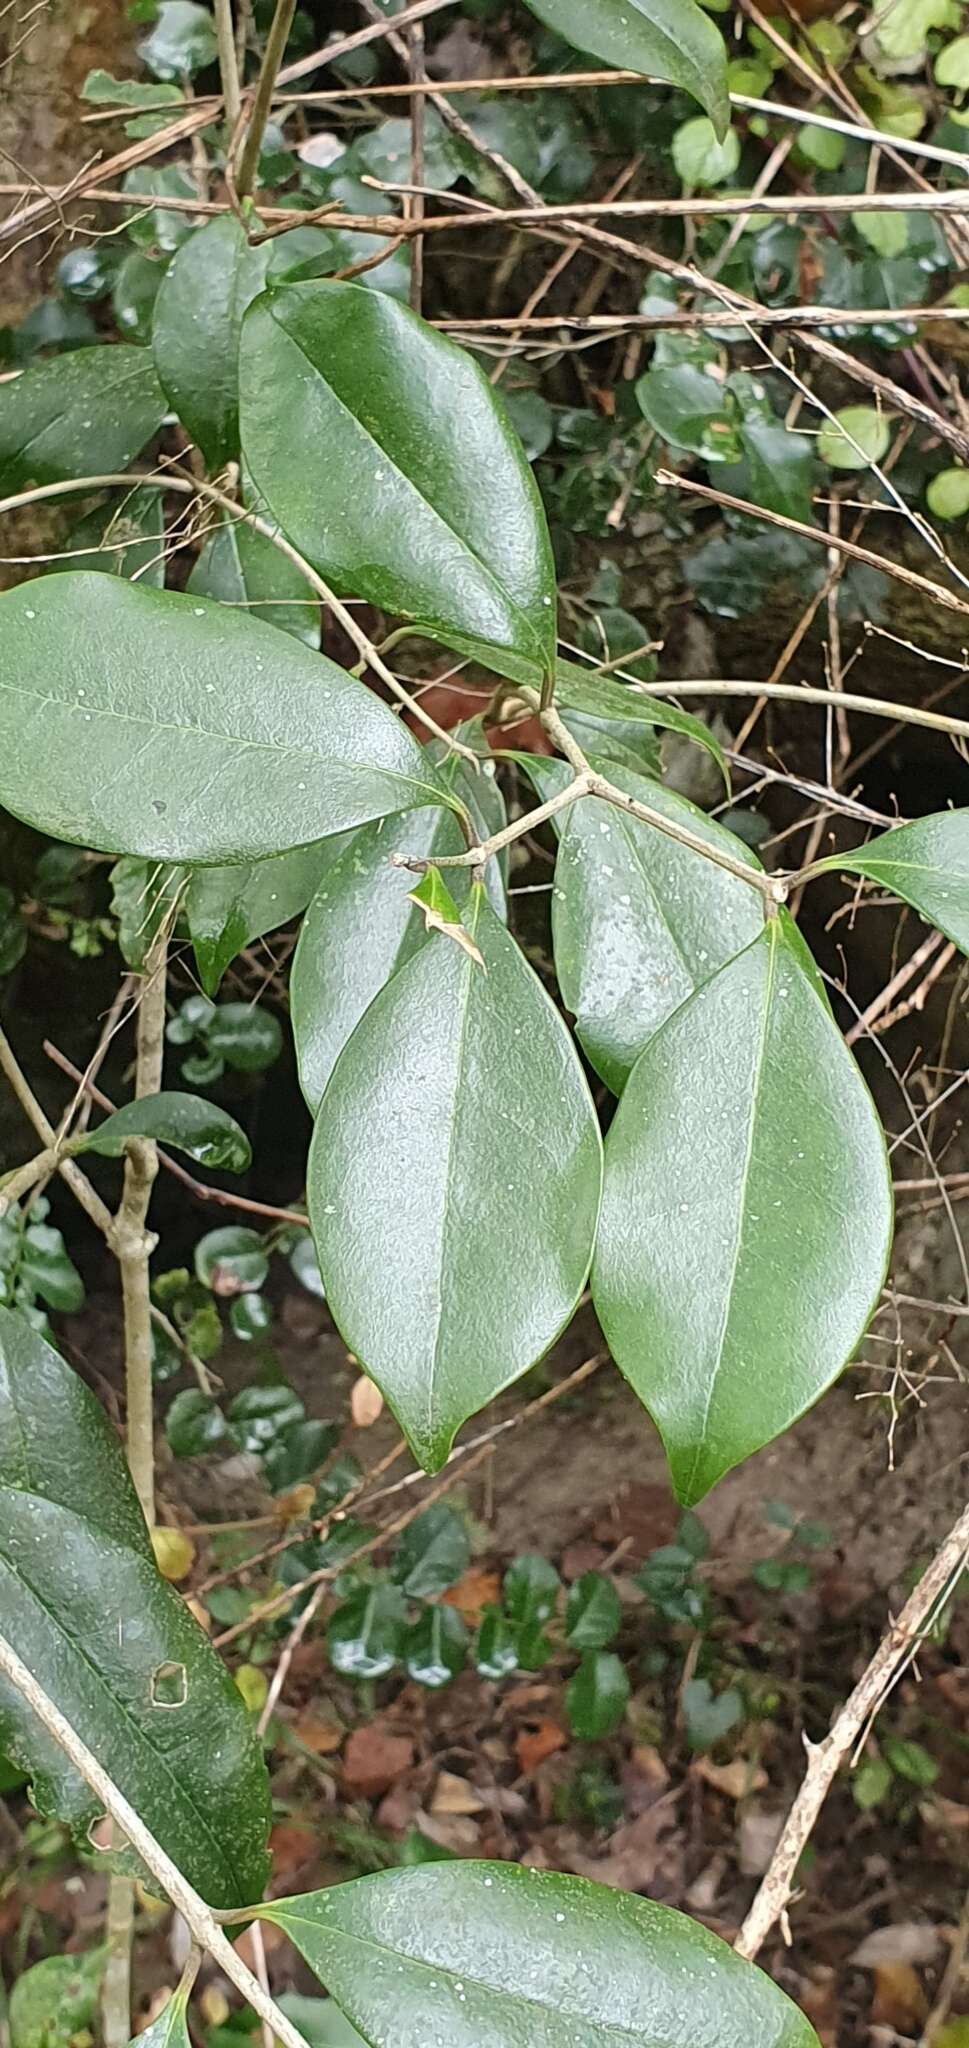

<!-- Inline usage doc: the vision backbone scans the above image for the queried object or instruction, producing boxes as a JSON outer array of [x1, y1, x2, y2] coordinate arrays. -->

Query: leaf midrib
[[683, 925, 777, 1501], [2, 681, 442, 808], [268, 307, 548, 671], [271, 1910, 687, 2047]]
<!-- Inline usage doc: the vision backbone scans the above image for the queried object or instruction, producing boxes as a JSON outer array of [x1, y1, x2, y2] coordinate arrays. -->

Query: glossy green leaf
[[392, 1503, 470, 1599], [207, 1003, 283, 1072], [260, 1861, 821, 2046], [0, 1310, 270, 1905], [927, 468, 969, 521], [731, 419, 815, 524], [505, 1552, 561, 1628], [9, 1949, 104, 2048], [137, 1, 218, 77], [328, 1584, 406, 1680], [519, 0, 729, 137], [548, 757, 763, 1093], [187, 506, 320, 647], [165, 1387, 230, 1457], [565, 1571, 621, 1650], [672, 116, 740, 185], [309, 887, 602, 1469], [240, 281, 557, 690], [0, 575, 448, 863], [593, 917, 893, 1503], [230, 1291, 273, 1340], [17, 1223, 85, 1314], [554, 659, 728, 786], [195, 1226, 269, 1294], [0, 347, 166, 490], [566, 1650, 630, 1738], [404, 1603, 468, 1687], [228, 1384, 303, 1454], [184, 844, 329, 997], [153, 218, 270, 468], [817, 406, 891, 470], [636, 363, 741, 463], [818, 810, 969, 955], [75, 1092, 251, 1173], [475, 1606, 519, 1679], [113, 252, 169, 344], [128, 1993, 192, 2048]]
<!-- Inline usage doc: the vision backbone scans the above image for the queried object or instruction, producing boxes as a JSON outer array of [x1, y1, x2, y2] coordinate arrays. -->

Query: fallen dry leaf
[[443, 1566, 501, 1626], [234, 1921, 286, 1968], [516, 1719, 567, 1775], [694, 1757, 768, 1801], [413, 1810, 482, 1854], [430, 1770, 487, 1816], [564, 1804, 677, 1892], [150, 1527, 195, 1583], [274, 1483, 316, 1524], [292, 1711, 343, 1756], [871, 1960, 928, 2032], [738, 1806, 785, 1877], [350, 1374, 384, 1428], [343, 1724, 414, 1799], [268, 1821, 318, 1879]]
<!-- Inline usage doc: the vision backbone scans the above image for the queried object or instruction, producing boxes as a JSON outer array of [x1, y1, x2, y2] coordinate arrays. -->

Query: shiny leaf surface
[[187, 506, 320, 647], [153, 218, 270, 468], [75, 1091, 251, 1173], [554, 659, 728, 788], [819, 809, 969, 954], [0, 1311, 270, 1906], [308, 887, 602, 1469], [593, 918, 893, 1502], [241, 281, 557, 689], [0, 575, 447, 863], [185, 845, 330, 996], [260, 1861, 820, 2046], [0, 347, 166, 490], [520, 0, 728, 135]]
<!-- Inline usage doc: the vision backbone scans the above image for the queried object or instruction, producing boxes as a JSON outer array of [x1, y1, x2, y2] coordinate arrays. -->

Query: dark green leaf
[[519, 0, 728, 135], [683, 1678, 743, 1751], [548, 757, 763, 1092], [392, 1504, 471, 1599], [230, 1292, 273, 1341], [593, 917, 893, 1502], [75, 1092, 251, 1173], [137, 1, 218, 77], [309, 887, 602, 1469], [328, 1584, 406, 1680], [820, 810, 969, 955], [241, 281, 557, 691], [0, 347, 166, 490], [153, 219, 270, 468], [475, 1606, 519, 1680], [228, 1384, 303, 1453], [185, 845, 329, 997], [0, 1311, 270, 1905], [504, 1552, 561, 1628], [265, 1419, 337, 1495], [19, 1224, 85, 1314], [404, 1603, 468, 1688], [290, 1234, 325, 1298], [566, 1650, 630, 1738], [187, 507, 320, 648], [554, 659, 727, 786], [260, 1861, 821, 2046], [565, 1572, 621, 1650], [56, 486, 167, 585], [9, 1949, 104, 2048], [195, 1227, 269, 1294], [732, 419, 815, 524], [122, 168, 198, 253], [884, 1736, 938, 1786], [276, 1996, 367, 2048], [0, 576, 448, 863], [636, 364, 741, 462], [207, 1003, 283, 1073], [113, 253, 169, 342], [165, 1388, 230, 1456]]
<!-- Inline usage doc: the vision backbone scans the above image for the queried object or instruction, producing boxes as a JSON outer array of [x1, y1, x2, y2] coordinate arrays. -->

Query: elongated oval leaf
[[75, 1091, 251, 1172], [0, 575, 448, 863], [0, 347, 166, 490], [153, 216, 270, 469], [185, 844, 330, 996], [240, 281, 557, 690], [820, 809, 969, 954], [292, 809, 468, 1115], [187, 507, 320, 647], [260, 1862, 819, 2046], [554, 659, 728, 788], [0, 1310, 270, 1906], [551, 757, 763, 1092], [593, 917, 892, 1503], [520, 0, 728, 137], [308, 887, 602, 1468]]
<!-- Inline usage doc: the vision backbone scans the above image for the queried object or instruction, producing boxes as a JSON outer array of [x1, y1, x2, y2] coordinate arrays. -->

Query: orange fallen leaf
[[516, 1720, 567, 1774], [274, 1482, 316, 1524], [443, 1566, 501, 1626], [293, 1711, 343, 1756], [269, 1821, 318, 1879], [871, 1961, 928, 2032], [430, 1770, 486, 1815], [343, 1723, 414, 1798]]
